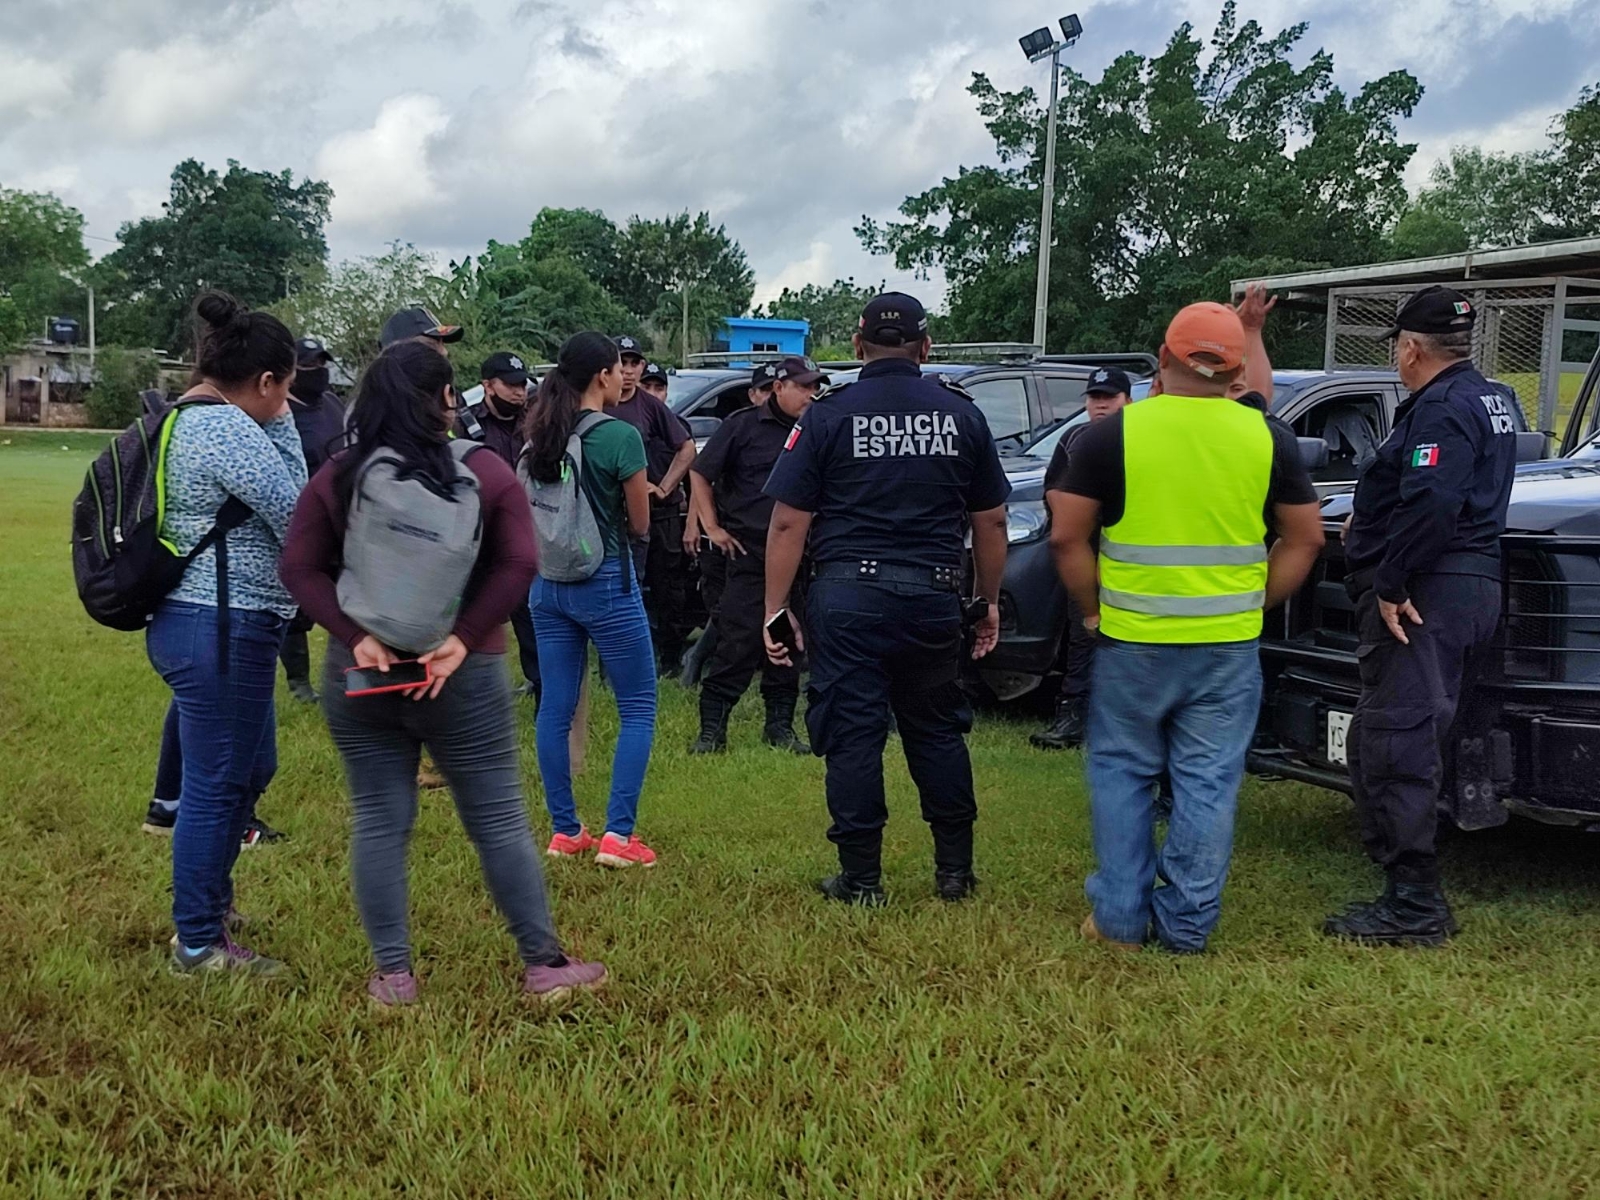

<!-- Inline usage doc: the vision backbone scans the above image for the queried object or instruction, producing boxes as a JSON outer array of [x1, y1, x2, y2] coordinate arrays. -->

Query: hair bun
[[195, 290, 244, 330]]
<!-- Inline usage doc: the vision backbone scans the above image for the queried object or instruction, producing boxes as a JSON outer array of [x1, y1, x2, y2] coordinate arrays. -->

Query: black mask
[[293, 367, 330, 400]]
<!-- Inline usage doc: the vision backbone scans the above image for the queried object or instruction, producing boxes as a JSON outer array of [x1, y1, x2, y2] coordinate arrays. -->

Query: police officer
[[681, 362, 782, 687], [1031, 367, 1133, 749], [1325, 286, 1518, 946], [688, 355, 826, 755], [762, 293, 1011, 905], [455, 352, 541, 699], [639, 362, 671, 402], [378, 306, 463, 353], [278, 337, 347, 704]]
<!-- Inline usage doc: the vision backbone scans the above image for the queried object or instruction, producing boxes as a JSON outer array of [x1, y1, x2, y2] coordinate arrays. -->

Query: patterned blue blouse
[[162, 404, 307, 618]]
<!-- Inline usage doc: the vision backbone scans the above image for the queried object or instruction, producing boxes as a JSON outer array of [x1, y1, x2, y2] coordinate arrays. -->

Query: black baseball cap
[[380, 307, 463, 348], [295, 336, 332, 368], [775, 355, 828, 386], [642, 362, 669, 384], [480, 351, 529, 386], [858, 292, 929, 347], [1084, 367, 1132, 397], [615, 335, 645, 360], [1383, 286, 1477, 340], [751, 363, 779, 389]]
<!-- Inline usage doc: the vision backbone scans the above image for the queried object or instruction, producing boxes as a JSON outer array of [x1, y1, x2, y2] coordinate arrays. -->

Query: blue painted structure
[[718, 317, 809, 365]]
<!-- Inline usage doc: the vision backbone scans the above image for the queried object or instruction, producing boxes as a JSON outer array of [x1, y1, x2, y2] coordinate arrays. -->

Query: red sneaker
[[595, 832, 657, 869], [546, 827, 597, 858]]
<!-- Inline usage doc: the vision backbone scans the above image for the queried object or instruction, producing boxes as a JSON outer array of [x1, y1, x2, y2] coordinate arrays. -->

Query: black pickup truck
[[1251, 353, 1600, 830]]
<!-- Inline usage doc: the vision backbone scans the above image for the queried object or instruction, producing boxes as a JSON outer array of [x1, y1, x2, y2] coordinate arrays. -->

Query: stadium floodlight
[[1018, 27, 1054, 62], [1059, 14, 1083, 45]]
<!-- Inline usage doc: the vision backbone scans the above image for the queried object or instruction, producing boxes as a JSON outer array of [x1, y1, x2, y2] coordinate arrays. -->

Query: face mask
[[294, 367, 330, 398]]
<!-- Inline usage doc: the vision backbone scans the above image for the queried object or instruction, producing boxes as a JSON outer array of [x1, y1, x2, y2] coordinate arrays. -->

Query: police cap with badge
[[1085, 367, 1132, 397], [1382, 285, 1475, 340], [480, 351, 529, 387]]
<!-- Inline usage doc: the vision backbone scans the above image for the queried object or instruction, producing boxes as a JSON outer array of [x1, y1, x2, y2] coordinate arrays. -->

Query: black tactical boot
[[816, 872, 887, 907], [1029, 696, 1086, 750], [931, 824, 977, 901], [286, 677, 319, 705], [763, 694, 810, 754], [1323, 882, 1458, 946], [935, 869, 979, 902], [688, 697, 731, 755]]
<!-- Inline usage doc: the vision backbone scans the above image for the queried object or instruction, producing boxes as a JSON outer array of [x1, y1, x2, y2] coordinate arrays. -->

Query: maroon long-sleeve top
[[279, 450, 537, 655]]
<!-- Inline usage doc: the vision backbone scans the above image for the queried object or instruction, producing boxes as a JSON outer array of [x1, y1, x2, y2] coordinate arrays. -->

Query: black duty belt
[[812, 560, 961, 592]]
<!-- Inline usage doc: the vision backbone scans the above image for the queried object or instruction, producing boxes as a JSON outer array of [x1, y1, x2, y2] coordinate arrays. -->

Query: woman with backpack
[[522, 332, 658, 867], [151, 291, 307, 977], [279, 340, 604, 1006]]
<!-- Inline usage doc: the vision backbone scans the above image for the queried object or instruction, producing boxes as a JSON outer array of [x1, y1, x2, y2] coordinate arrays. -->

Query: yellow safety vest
[[1098, 394, 1274, 644]]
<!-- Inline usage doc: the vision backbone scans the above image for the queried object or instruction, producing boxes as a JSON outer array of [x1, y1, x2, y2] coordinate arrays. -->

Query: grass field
[[3, 427, 1600, 1198]]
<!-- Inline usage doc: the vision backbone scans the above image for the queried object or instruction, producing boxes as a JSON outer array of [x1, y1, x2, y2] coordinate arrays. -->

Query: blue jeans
[[531, 559, 657, 838], [1085, 638, 1261, 953], [146, 601, 286, 949]]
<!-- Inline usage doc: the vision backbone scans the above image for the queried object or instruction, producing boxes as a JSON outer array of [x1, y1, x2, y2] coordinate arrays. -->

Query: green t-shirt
[[581, 416, 648, 557]]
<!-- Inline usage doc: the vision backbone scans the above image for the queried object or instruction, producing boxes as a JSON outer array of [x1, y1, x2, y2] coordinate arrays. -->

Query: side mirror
[[1297, 437, 1330, 471], [1515, 431, 1550, 463], [687, 415, 722, 441]]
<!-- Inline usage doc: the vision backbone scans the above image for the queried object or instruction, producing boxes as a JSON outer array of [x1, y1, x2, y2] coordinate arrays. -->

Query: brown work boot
[[1081, 913, 1141, 950]]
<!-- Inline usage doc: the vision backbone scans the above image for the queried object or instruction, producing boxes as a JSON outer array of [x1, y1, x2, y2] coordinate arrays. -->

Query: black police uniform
[[690, 399, 805, 747], [456, 392, 541, 695], [764, 359, 1011, 891], [280, 357, 347, 695], [1338, 337, 1517, 925]]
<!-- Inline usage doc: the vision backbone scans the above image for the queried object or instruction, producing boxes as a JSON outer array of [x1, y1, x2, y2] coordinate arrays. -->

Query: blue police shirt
[[763, 358, 1011, 572], [1345, 359, 1519, 603]]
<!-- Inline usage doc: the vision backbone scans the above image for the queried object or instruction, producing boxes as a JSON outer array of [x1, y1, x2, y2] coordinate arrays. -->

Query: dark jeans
[[805, 578, 976, 878], [146, 601, 286, 949], [1085, 638, 1261, 953], [322, 644, 564, 974], [509, 597, 541, 692], [701, 552, 798, 707], [279, 609, 315, 683], [1350, 573, 1501, 886]]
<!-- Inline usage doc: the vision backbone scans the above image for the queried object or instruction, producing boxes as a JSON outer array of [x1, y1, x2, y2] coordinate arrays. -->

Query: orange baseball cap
[[1164, 302, 1246, 377]]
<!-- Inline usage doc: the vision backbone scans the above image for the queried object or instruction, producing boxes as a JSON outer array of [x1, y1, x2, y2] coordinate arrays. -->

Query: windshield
[[1018, 379, 1154, 460], [667, 373, 740, 412]]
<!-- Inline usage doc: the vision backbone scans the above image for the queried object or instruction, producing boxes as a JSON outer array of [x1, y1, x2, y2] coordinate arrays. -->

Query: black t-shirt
[[1042, 421, 1092, 493], [763, 359, 1011, 572], [690, 398, 796, 547], [1053, 400, 1317, 531]]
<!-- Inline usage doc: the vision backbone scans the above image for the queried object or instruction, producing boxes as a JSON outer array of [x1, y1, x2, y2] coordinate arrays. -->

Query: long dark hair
[[334, 341, 457, 508], [192, 290, 295, 387], [522, 331, 619, 483]]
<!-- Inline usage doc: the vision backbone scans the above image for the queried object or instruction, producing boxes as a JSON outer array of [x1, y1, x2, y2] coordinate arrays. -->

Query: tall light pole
[[1020, 15, 1082, 354]]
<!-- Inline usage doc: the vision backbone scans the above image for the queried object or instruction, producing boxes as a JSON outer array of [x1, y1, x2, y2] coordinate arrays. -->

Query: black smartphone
[[765, 608, 800, 656], [343, 660, 431, 697]]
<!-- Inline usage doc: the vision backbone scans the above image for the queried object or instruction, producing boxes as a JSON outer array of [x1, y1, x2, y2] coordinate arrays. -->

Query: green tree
[[1392, 82, 1600, 254], [84, 347, 159, 429], [757, 278, 883, 350], [859, 2, 1421, 362], [613, 213, 755, 355], [0, 187, 90, 352], [269, 242, 445, 373], [522, 208, 623, 295], [96, 159, 332, 354]]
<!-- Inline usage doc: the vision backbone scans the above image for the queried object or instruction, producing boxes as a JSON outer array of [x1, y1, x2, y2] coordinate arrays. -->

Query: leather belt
[[812, 560, 961, 592]]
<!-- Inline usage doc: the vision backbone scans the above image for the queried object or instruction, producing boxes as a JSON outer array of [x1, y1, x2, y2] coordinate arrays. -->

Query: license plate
[[1326, 710, 1353, 766]]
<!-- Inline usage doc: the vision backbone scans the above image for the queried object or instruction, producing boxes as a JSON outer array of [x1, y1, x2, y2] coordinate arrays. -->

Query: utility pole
[[87, 286, 96, 370], [681, 278, 690, 361]]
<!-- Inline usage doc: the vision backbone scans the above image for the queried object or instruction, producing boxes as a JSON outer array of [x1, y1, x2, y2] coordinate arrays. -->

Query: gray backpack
[[518, 410, 615, 583], [337, 439, 486, 654]]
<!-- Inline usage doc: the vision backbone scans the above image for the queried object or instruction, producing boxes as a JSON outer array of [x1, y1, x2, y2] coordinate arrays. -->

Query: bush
[[85, 347, 160, 429]]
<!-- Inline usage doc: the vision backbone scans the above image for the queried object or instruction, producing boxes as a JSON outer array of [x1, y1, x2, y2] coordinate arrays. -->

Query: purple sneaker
[[522, 958, 606, 1002], [368, 970, 419, 1007], [170, 934, 285, 978]]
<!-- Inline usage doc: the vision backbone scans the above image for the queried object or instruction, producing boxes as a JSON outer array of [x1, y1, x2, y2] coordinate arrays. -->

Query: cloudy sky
[[2, 0, 1595, 309]]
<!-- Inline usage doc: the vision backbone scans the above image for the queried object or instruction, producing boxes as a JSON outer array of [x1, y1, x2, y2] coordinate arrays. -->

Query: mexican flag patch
[[1412, 444, 1440, 468], [784, 424, 803, 451]]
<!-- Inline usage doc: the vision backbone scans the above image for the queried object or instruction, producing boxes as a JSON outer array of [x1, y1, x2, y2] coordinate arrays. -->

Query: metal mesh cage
[[1327, 278, 1600, 430]]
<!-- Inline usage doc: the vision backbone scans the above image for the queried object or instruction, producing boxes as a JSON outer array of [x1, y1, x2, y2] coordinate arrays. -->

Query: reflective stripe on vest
[[1098, 394, 1274, 644]]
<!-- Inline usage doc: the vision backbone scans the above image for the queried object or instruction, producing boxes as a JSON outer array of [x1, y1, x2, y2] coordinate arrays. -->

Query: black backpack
[[71, 394, 255, 638]]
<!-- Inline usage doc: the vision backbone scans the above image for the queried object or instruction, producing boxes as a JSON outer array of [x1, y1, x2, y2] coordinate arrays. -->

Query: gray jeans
[[323, 645, 563, 974]]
